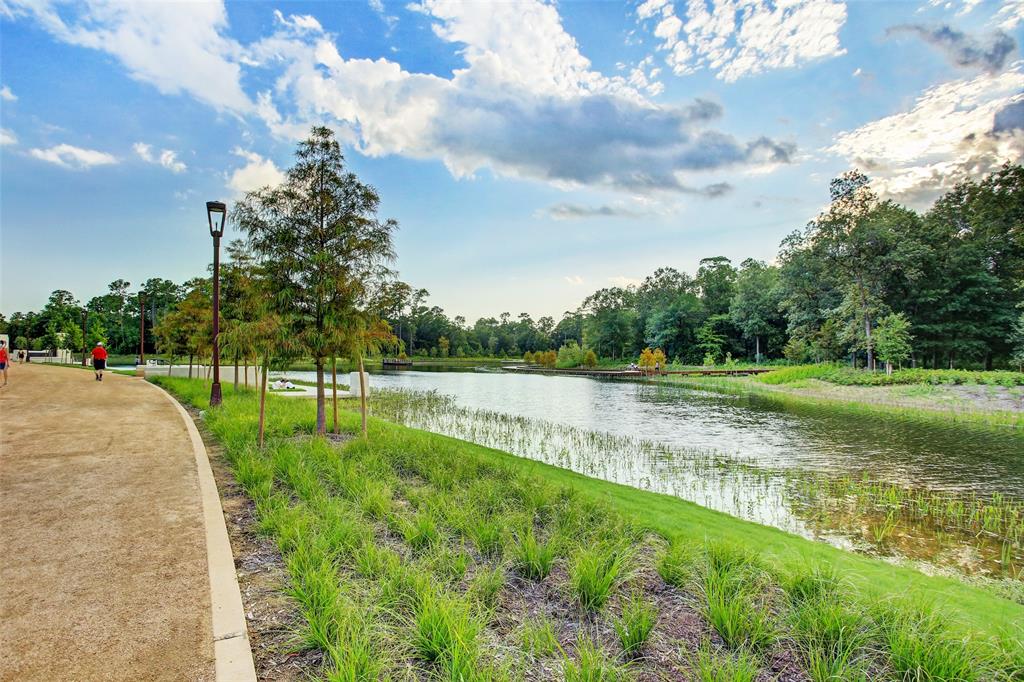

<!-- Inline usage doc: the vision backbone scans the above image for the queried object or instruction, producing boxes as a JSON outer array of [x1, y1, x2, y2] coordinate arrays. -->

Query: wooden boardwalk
[[506, 366, 773, 378]]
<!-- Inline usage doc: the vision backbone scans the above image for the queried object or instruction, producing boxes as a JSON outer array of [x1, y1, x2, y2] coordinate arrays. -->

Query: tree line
[[3, 159, 1022, 374]]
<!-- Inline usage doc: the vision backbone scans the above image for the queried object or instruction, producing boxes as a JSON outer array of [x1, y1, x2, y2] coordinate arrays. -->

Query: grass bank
[[154, 376, 1022, 679], [660, 372, 1024, 430]]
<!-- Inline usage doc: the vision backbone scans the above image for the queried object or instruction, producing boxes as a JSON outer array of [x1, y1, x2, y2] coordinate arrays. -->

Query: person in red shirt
[[91, 342, 108, 381], [0, 340, 9, 387]]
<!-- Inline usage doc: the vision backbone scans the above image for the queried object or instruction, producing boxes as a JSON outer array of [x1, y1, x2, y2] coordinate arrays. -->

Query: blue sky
[[1, 0, 1021, 320]]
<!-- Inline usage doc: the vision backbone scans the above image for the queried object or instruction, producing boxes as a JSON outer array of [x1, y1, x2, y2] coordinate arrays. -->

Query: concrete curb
[[146, 381, 257, 682]]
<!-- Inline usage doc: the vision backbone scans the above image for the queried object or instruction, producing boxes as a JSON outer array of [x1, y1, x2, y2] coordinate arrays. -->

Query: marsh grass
[[690, 640, 760, 682], [563, 635, 625, 681], [513, 528, 556, 580], [521, 615, 560, 658], [151, 376, 1024, 680], [614, 592, 658, 657], [569, 542, 632, 612]]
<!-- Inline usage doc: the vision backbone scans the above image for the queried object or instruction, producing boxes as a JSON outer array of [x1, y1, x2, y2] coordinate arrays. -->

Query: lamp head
[[206, 201, 227, 238]]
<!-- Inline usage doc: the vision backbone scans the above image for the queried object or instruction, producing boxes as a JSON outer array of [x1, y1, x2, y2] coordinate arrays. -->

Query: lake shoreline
[[657, 374, 1024, 429]]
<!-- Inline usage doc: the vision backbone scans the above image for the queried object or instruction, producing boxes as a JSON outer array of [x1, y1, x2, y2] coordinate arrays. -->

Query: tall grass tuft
[[689, 640, 760, 682], [514, 528, 556, 580], [569, 542, 631, 612], [614, 592, 657, 657], [563, 635, 623, 681]]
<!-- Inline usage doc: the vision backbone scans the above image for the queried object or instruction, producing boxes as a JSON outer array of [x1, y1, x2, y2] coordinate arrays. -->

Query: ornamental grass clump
[[569, 542, 631, 612], [690, 640, 760, 682], [514, 528, 556, 580], [614, 592, 658, 657], [563, 635, 624, 682]]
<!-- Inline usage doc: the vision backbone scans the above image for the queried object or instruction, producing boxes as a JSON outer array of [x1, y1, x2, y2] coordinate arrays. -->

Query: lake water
[[278, 367, 1024, 576]]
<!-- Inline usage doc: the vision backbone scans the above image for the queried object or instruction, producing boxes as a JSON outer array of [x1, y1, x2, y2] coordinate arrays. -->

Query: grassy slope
[[660, 373, 1024, 429], [154, 377, 1022, 640]]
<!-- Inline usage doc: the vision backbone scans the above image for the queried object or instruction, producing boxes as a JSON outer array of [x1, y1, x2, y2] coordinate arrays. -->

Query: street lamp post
[[139, 293, 145, 366], [81, 309, 88, 366], [207, 201, 227, 407]]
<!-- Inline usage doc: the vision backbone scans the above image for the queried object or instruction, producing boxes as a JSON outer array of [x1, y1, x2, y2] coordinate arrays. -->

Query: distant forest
[[4, 164, 1022, 370]]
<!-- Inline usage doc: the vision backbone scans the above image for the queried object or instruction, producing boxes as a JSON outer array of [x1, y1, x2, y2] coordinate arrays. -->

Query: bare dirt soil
[[0, 364, 214, 681]]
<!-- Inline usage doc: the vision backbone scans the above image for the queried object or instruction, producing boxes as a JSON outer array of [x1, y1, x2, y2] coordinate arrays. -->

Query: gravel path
[[0, 364, 215, 681]]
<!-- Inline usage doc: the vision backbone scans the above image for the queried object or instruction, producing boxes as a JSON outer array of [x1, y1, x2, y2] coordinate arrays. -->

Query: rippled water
[[284, 367, 1024, 496]]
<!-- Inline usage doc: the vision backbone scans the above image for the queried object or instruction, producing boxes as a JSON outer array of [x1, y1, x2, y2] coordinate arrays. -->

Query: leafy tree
[[235, 126, 397, 435], [695, 257, 737, 317], [582, 349, 597, 368], [875, 313, 914, 374], [730, 259, 783, 362], [556, 341, 585, 368]]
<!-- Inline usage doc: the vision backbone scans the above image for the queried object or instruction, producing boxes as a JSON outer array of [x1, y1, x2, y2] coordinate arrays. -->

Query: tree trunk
[[258, 359, 268, 448], [331, 356, 339, 435], [189, 354, 193, 379], [233, 351, 239, 391], [168, 357, 173, 376], [315, 359, 326, 435], [755, 335, 760, 364], [244, 357, 249, 389], [359, 355, 368, 437]]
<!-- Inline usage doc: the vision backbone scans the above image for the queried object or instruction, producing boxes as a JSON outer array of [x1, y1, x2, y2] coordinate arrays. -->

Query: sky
[[1, 0, 1022, 322]]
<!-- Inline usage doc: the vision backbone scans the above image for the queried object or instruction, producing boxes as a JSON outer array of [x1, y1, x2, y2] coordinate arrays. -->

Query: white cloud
[[29, 143, 117, 169], [134, 141, 187, 173], [4, 0, 253, 114], [995, 0, 1024, 29], [158, 149, 186, 173], [132, 141, 153, 161], [0, 85, 16, 101], [0, 128, 16, 146], [247, 0, 793, 194], [564, 275, 584, 285], [828, 63, 1024, 204], [273, 9, 323, 33], [227, 148, 285, 194], [637, 0, 847, 82], [367, 0, 398, 30], [608, 276, 641, 288]]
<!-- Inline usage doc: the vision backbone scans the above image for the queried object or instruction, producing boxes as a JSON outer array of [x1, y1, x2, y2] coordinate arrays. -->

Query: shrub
[[524, 350, 535, 364], [583, 349, 598, 368], [557, 341, 586, 368]]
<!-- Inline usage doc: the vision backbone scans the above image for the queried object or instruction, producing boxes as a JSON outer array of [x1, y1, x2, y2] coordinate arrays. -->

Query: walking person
[[0, 340, 9, 387], [18, 349, 25, 364], [91, 342, 108, 381]]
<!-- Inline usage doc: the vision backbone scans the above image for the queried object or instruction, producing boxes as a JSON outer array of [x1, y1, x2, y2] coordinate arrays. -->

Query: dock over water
[[506, 366, 773, 378]]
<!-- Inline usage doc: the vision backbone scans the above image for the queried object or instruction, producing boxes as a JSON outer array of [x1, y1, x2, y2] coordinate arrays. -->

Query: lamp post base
[[210, 382, 223, 407]]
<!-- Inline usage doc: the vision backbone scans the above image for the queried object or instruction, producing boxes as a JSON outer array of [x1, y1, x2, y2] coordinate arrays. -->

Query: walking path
[[0, 364, 253, 681]]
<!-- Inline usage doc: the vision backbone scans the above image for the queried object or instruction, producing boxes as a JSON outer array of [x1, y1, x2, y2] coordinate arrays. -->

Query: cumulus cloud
[[828, 63, 1024, 204], [0, 85, 16, 101], [888, 24, 1016, 72], [246, 0, 793, 194], [29, 143, 117, 169], [134, 141, 187, 172], [227, 148, 285, 194], [0, 128, 16, 145], [3, 0, 254, 114], [9, 0, 794, 196], [637, 0, 847, 82]]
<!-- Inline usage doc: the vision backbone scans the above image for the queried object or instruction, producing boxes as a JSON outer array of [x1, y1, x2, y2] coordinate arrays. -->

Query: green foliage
[[613, 592, 657, 656], [875, 312, 914, 372], [568, 542, 631, 611], [562, 636, 623, 681], [690, 640, 760, 682], [582, 349, 598, 368], [557, 340, 586, 368], [520, 616, 559, 658], [513, 529, 555, 580]]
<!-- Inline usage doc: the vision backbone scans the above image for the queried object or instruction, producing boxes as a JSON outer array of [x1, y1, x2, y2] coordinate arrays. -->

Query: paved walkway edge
[[146, 380, 257, 682]]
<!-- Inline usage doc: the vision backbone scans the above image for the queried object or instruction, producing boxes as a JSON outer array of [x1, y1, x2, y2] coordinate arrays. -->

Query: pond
[[279, 367, 1024, 580]]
